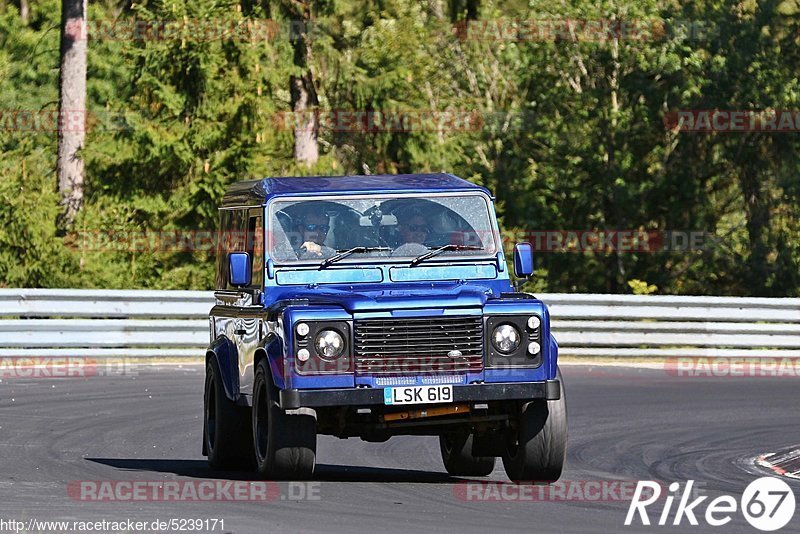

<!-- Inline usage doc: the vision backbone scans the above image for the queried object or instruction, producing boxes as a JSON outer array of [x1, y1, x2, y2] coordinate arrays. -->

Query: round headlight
[[315, 329, 345, 359], [527, 316, 540, 330], [492, 324, 521, 354], [296, 322, 310, 337], [297, 348, 311, 362], [527, 341, 541, 355]]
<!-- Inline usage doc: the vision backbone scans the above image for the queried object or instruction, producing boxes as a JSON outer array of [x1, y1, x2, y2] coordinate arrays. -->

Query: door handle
[[234, 329, 246, 336]]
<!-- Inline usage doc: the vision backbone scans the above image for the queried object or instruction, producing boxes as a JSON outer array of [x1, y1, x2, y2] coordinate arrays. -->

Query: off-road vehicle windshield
[[268, 194, 498, 264]]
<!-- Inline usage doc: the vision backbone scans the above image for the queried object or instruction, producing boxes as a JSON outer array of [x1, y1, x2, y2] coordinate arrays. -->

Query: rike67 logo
[[625, 478, 796, 531]]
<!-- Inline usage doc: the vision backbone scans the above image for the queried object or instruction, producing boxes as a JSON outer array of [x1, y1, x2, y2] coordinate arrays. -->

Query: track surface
[[1, 365, 798, 533]]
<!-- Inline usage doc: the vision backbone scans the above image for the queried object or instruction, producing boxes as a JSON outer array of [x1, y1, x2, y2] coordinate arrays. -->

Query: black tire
[[203, 358, 254, 470], [502, 368, 568, 482], [253, 359, 316, 479], [440, 433, 496, 476]]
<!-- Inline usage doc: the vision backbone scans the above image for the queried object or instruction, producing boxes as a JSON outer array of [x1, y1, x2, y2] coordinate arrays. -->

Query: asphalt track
[[0, 364, 798, 534]]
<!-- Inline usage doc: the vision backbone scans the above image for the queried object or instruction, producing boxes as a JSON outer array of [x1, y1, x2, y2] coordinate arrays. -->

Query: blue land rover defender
[[203, 174, 567, 481]]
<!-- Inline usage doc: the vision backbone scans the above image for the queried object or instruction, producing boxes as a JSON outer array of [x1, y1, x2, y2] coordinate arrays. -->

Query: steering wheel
[[298, 244, 337, 260]]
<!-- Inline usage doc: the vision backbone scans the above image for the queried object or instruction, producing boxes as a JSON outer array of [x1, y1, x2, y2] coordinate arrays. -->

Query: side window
[[246, 211, 264, 288], [217, 209, 247, 290]]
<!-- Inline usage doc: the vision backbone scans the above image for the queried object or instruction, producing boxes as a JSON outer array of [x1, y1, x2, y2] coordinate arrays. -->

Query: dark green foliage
[[0, 0, 798, 295]]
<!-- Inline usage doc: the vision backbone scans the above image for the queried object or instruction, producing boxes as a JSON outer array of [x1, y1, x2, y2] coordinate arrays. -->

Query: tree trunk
[[603, 30, 623, 293], [738, 160, 771, 294], [290, 71, 318, 165], [286, 0, 318, 166], [19, 0, 28, 23], [56, 0, 87, 229]]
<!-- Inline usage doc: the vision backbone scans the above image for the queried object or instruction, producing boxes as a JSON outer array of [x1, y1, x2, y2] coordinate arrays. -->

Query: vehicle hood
[[276, 283, 493, 313]]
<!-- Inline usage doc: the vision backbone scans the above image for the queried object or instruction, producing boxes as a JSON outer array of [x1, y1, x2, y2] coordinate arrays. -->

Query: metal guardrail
[[1, 289, 798, 359], [543, 293, 800, 358]]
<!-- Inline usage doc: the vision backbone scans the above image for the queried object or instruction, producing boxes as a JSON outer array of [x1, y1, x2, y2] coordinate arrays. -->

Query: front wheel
[[501, 369, 568, 482], [252, 359, 316, 479], [440, 433, 496, 476]]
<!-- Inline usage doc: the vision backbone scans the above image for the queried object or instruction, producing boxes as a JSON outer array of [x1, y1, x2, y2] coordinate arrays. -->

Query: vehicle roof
[[221, 173, 490, 207]]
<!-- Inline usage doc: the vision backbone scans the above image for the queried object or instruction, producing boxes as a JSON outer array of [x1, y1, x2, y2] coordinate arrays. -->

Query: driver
[[397, 208, 430, 245], [295, 211, 334, 258]]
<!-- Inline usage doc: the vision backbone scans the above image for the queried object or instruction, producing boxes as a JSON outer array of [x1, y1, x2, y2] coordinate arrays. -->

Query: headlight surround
[[491, 324, 521, 354], [292, 319, 352, 374], [314, 329, 346, 360], [485, 314, 543, 368]]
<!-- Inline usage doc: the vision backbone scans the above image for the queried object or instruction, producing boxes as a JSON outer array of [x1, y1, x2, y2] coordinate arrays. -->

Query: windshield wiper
[[320, 246, 390, 269], [410, 244, 483, 267]]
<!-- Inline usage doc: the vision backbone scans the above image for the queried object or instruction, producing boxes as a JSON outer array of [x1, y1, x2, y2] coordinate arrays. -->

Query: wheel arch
[[256, 333, 286, 390], [206, 336, 240, 403]]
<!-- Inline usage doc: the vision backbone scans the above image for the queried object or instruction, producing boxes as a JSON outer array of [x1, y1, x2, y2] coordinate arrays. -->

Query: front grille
[[354, 316, 483, 374]]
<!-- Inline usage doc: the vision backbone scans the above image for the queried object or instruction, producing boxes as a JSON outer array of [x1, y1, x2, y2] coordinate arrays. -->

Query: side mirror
[[228, 252, 252, 287], [513, 242, 534, 278]]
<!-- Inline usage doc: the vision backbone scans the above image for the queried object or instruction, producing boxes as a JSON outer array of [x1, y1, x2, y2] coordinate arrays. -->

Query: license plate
[[383, 385, 453, 406]]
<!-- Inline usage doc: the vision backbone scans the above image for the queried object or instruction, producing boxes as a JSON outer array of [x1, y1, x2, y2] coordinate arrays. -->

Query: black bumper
[[279, 380, 560, 410]]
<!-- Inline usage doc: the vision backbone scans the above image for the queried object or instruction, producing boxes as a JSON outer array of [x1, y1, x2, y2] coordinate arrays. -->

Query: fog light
[[527, 341, 541, 355], [297, 348, 310, 362], [492, 324, 521, 354], [296, 322, 310, 337], [527, 316, 540, 330]]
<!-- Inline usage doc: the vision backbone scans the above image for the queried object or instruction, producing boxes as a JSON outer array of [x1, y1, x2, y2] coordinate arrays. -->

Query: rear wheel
[[252, 359, 316, 479], [439, 432, 496, 476], [203, 358, 253, 469], [501, 369, 568, 482]]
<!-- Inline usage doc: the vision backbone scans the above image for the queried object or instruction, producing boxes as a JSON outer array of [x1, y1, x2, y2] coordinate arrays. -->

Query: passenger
[[397, 208, 430, 246]]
